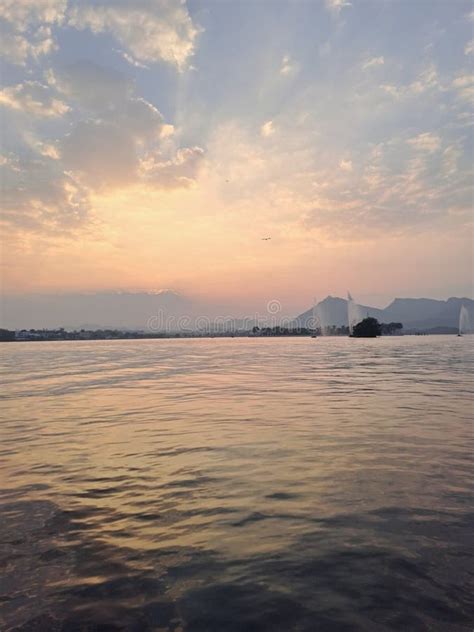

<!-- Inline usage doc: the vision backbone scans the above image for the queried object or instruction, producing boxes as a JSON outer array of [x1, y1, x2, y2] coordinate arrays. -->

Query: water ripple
[[0, 336, 473, 631]]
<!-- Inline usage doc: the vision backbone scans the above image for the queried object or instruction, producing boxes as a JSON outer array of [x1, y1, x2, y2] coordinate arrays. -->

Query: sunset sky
[[1, 0, 473, 317]]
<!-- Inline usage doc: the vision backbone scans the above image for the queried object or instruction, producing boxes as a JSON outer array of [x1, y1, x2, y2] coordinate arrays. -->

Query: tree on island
[[380, 322, 403, 335], [351, 317, 382, 338]]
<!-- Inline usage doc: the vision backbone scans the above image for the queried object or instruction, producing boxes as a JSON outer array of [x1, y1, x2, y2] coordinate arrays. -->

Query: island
[[350, 317, 382, 338]]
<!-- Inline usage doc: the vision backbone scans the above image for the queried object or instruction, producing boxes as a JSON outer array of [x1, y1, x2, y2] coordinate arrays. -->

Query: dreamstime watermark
[[146, 299, 321, 334]]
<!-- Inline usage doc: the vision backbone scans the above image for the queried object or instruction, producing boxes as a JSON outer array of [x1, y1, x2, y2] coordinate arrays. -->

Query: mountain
[[0, 291, 263, 332], [398, 297, 474, 330], [293, 296, 383, 329], [293, 296, 474, 331], [0, 290, 192, 330], [382, 298, 444, 323], [2, 291, 473, 333]]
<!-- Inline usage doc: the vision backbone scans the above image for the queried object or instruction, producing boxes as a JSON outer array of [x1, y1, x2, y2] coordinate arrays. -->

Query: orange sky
[[1, 1, 473, 314]]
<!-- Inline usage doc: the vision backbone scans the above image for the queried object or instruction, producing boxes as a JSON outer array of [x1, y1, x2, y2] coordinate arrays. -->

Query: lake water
[[0, 336, 473, 631]]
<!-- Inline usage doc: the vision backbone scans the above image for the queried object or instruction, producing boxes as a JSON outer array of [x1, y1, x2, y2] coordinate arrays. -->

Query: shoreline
[[0, 331, 462, 343]]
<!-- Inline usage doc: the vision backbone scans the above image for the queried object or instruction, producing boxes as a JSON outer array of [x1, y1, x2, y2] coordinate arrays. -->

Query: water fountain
[[315, 300, 330, 335], [458, 305, 470, 336], [311, 297, 318, 337], [347, 292, 363, 335]]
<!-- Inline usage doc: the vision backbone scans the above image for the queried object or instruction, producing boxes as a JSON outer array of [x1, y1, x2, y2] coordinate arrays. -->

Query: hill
[[293, 296, 474, 332], [293, 296, 383, 329]]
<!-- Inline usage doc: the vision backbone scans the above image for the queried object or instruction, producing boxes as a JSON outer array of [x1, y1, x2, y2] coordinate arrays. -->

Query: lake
[[0, 336, 473, 631]]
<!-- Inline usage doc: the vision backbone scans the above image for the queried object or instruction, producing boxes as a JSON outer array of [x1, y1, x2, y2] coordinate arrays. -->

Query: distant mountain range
[[1, 291, 473, 333], [0, 291, 192, 330], [293, 296, 474, 332]]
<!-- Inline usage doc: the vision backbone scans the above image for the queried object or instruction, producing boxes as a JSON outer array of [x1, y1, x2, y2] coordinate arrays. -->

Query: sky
[[0, 0, 473, 319]]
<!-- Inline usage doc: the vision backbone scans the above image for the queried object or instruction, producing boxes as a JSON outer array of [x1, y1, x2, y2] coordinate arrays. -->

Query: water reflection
[[0, 337, 473, 630]]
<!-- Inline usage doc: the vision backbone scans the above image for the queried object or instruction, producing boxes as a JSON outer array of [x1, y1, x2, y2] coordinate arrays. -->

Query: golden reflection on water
[[0, 336, 473, 630]]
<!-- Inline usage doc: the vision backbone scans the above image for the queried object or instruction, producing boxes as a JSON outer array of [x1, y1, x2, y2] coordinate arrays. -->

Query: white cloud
[[0, 149, 90, 232], [1, 55, 204, 233], [39, 143, 60, 160], [381, 84, 401, 98], [362, 56, 384, 70], [55, 61, 201, 191], [51, 63, 166, 144], [68, 0, 200, 70], [120, 50, 149, 69], [59, 101, 166, 190], [0, 0, 66, 65], [452, 74, 474, 102], [407, 132, 441, 153], [382, 64, 440, 99], [160, 124, 175, 139], [280, 54, 298, 76], [442, 144, 462, 176], [465, 40, 474, 55], [0, 23, 57, 66], [0, 0, 66, 25], [339, 159, 353, 172], [325, 0, 352, 15], [261, 120, 275, 137], [22, 131, 61, 160], [140, 146, 205, 189], [409, 65, 439, 94], [0, 81, 69, 117]]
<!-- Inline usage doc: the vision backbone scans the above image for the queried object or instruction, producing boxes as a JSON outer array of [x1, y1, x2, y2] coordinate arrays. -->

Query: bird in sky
[[261, 237, 272, 241]]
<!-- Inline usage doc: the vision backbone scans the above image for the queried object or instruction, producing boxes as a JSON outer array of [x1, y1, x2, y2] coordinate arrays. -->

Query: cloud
[[49, 61, 134, 111], [0, 23, 57, 66], [208, 120, 466, 241], [116, 98, 164, 142], [362, 56, 384, 70], [68, 0, 200, 70], [407, 132, 441, 153], [328, 135, 471, 236], [0, 148, 91, 232], [21, 130, 62, 159], [53, 61, 202, 191], [404, 65, 439, 94], [280, 54, 298, 76], [140, 146, 205, 189], [51, 63, 165, 141], [22, 59, 202, 195], [339, 159, 353, 172], [382, 64, 440, 99], [207, 118, 471, 241], [61, 119, 139, 190], [0, 81, 69, 117], [452, 74, 474, 102], [160, 124, 175, 139], [465, 40, 474, 55], [1, 57, 204, 234], [325, 0, 351, 15], [39, 142, 60, 159], [442, 143, 462, 176], [303, 156, 471, 237], [59, 95, 170, 191], [0, 0, 66, 25], [0, 0, 66, 65], [119, 50, 149, 69], [260, 120, 275, 137]]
